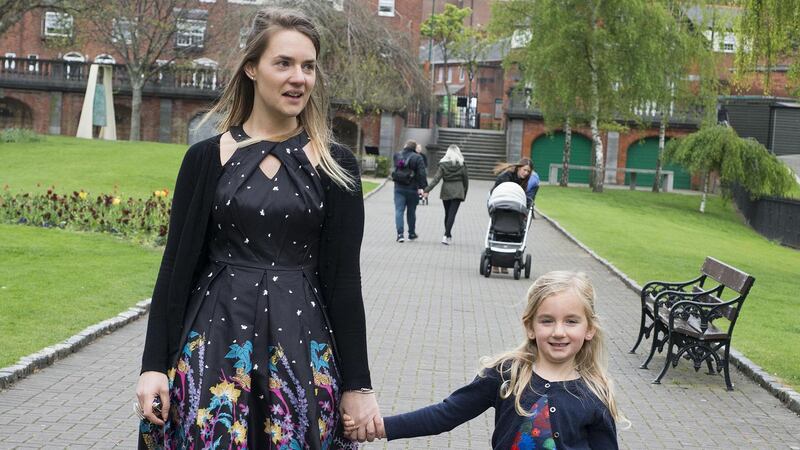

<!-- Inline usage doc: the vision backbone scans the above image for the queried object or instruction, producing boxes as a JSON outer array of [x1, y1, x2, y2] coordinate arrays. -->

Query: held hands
[[343, 413, 386, 440], [417, 189, 429, 199], [340, 391, 382, 442], [136, 371, 170, 425]]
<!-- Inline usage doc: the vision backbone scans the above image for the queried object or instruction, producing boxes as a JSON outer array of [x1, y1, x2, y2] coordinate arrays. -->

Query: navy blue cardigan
[[140, 134, 372, 390], [384, 367, 618, 449]]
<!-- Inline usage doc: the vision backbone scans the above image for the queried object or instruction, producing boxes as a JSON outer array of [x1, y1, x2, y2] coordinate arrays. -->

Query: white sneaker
[[441, 236, 449, 245], [446, 237, 453, 245]]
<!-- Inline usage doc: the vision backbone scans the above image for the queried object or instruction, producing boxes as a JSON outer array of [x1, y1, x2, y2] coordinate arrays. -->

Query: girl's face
[[246, 29, 317, 121], [528, 291, 594, 368], [517, 165, 531, 179]]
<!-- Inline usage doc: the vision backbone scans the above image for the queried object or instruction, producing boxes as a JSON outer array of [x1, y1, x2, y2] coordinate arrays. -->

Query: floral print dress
[[140, 128, 357, 450]]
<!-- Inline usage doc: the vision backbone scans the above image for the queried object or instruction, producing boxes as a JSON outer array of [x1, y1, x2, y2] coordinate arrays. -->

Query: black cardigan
[[140, 134, 372, 390]]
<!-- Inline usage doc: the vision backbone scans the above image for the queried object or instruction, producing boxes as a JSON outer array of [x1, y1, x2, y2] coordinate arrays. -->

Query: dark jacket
[[493, 169, 527, 191], [141, 134, 371, 390], [424, 161, 469, 201], [392, 148, 428, 190], [384, 366, 618, 450]]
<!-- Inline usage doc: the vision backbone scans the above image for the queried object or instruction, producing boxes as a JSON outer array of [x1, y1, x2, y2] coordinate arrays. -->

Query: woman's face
[[246, 29, 317, 121], [517, 165, 532, 179]]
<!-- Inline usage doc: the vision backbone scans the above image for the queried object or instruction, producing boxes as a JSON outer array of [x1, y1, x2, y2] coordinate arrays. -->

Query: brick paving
[[1, 180, 798, 449]]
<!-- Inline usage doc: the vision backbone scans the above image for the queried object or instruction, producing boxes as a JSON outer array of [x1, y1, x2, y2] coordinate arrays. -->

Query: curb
[[535, 207, 800, 416], [363, 177, 389, 201], [0, 177, 390, 392], [0, 298, 152, 391]]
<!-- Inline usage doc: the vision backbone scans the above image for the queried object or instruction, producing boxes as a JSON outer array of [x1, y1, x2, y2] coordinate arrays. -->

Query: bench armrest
[[651, 285, 722, 316], [641, 275, 705, 302], [667, 297, 741, 334]]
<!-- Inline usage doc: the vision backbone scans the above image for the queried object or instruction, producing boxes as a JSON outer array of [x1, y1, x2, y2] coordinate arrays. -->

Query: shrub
[[375, 156, 390, 178], [0, 188, 171, 245], [0, 128, 43, 143]]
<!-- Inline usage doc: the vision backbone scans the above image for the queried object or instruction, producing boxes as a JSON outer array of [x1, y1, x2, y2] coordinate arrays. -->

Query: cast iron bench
[[629, 257, 755, 390]]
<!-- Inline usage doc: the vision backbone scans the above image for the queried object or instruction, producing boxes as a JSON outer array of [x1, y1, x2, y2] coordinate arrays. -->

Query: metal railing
[[0, 57, 226, 99]]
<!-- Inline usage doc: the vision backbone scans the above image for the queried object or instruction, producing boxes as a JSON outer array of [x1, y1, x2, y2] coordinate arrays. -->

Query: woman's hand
[[340, 391, 381, 442], [136, 371, 170, 425]]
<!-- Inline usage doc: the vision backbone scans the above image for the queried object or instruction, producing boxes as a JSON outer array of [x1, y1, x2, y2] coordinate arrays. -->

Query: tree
[[629, 0, 720, 193], [492, 0, 685, 193], [421, 4, 471, 124], [451, 26, 495, 128], [0, 1, 74, 35], [734, 0, 800, 95], [80, 0, 195, 141], [664, 124, 795, 212]]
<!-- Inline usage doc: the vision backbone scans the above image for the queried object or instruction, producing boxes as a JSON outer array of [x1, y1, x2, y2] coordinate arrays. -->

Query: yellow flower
[[167, 368, 176, 382], [230, 420, 247, 445], [177, 359, 188, 374], [196, 408, 211, 427], [78, 191, 87, 200], [267, 421, 282, 443], [209, 380, 241, 404], [112, 197, 121, 205], [318, 417, 327, 437]]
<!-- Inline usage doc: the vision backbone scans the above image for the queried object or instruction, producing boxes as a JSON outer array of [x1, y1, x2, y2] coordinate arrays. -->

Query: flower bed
[[0, 187, 171, 245]]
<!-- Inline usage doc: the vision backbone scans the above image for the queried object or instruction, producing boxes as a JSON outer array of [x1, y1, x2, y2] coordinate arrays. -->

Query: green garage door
[[531, 133, 593, 184], [625, 138, 691, 190]]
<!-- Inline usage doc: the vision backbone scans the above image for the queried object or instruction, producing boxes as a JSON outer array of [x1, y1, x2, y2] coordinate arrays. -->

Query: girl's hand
[[343, 414, 385, 440], [136, 371, 170, 425]]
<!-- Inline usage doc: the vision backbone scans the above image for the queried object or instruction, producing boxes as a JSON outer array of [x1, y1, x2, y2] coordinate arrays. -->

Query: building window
[[27, 54, 39, 72], [722, 33, 736, 53], [95, 54, 116, 64], [494, 99, 503, 119], [437, 67, 443, 82], [112, 18, 134, 44], [378, 0, 395, 17], [177, 19, 206, 48], [4, 53, 16, 70], [43, 11, 73, 37], [447, 67, 452, 83], [459, 66, 465, 81]]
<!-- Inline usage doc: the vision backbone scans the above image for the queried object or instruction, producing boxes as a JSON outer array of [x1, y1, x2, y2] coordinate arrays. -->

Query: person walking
[[423, 144, 469, 245], [135, 8, 380, 449], [491, 158, 534, 273], [391, 140, 427, 242], [416, 144, 429, 205]]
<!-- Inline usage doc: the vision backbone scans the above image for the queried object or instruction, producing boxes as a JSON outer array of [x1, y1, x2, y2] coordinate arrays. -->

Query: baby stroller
[[480, 182, 533, 280]]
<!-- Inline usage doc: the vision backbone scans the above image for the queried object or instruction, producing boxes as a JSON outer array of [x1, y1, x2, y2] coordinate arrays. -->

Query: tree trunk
[[130, 78, 143, 141], [442, 45, 450, 127], [561, 117, 571, 187], [588, 39, 603, 192], [700, 171, 709, 213], [356, 120, 363, 170], [653, 114, 666, 193]]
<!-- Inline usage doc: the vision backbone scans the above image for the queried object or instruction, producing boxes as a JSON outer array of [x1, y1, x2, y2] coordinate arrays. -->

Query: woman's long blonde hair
[[440, 144, 464, 166], [201, 7, 355, 190], [481, 271, 626, 425]]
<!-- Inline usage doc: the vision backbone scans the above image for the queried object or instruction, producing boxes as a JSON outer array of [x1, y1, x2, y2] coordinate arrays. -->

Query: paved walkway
[[1, 180, 799, 449]]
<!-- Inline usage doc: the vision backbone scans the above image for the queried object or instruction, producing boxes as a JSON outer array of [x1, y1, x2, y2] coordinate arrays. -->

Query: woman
[[492, 158, 533, 194], [423, 144, 469, 245], [491, 158, 533, 273], [136, 8, 379, 449]]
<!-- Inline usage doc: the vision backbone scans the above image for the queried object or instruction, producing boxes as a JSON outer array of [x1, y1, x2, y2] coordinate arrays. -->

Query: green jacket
[[424, 161, 469, 201]]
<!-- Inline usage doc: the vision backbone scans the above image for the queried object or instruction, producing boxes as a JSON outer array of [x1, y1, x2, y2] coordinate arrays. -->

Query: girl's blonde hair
[[481, 271, 626, 424], [201, 7, 356, 190], [440, 144, 464, 166]]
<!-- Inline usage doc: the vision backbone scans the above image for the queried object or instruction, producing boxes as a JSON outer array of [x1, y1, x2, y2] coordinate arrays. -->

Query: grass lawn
[[1, 135, 381, 198], [536, 186, 800, 390], [0, 224, 161, 367]]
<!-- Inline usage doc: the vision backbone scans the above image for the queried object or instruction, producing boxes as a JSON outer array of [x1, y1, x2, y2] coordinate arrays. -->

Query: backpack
[[391, 153, 415, 185]]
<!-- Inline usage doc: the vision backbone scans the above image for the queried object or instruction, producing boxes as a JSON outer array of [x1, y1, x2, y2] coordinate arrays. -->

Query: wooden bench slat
[[702, 257, 755, 294]]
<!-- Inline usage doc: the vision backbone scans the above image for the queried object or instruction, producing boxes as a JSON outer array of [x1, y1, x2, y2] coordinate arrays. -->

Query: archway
[[114, 104, 131, 140], [0, 97, 34, 130], [625, 137, 691, 189], [531, 132, 593, 183], [332, 116, 358, 151]]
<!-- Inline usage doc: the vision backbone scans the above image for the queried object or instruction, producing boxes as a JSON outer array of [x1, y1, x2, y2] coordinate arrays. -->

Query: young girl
[[346, 271, 625, 449]]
